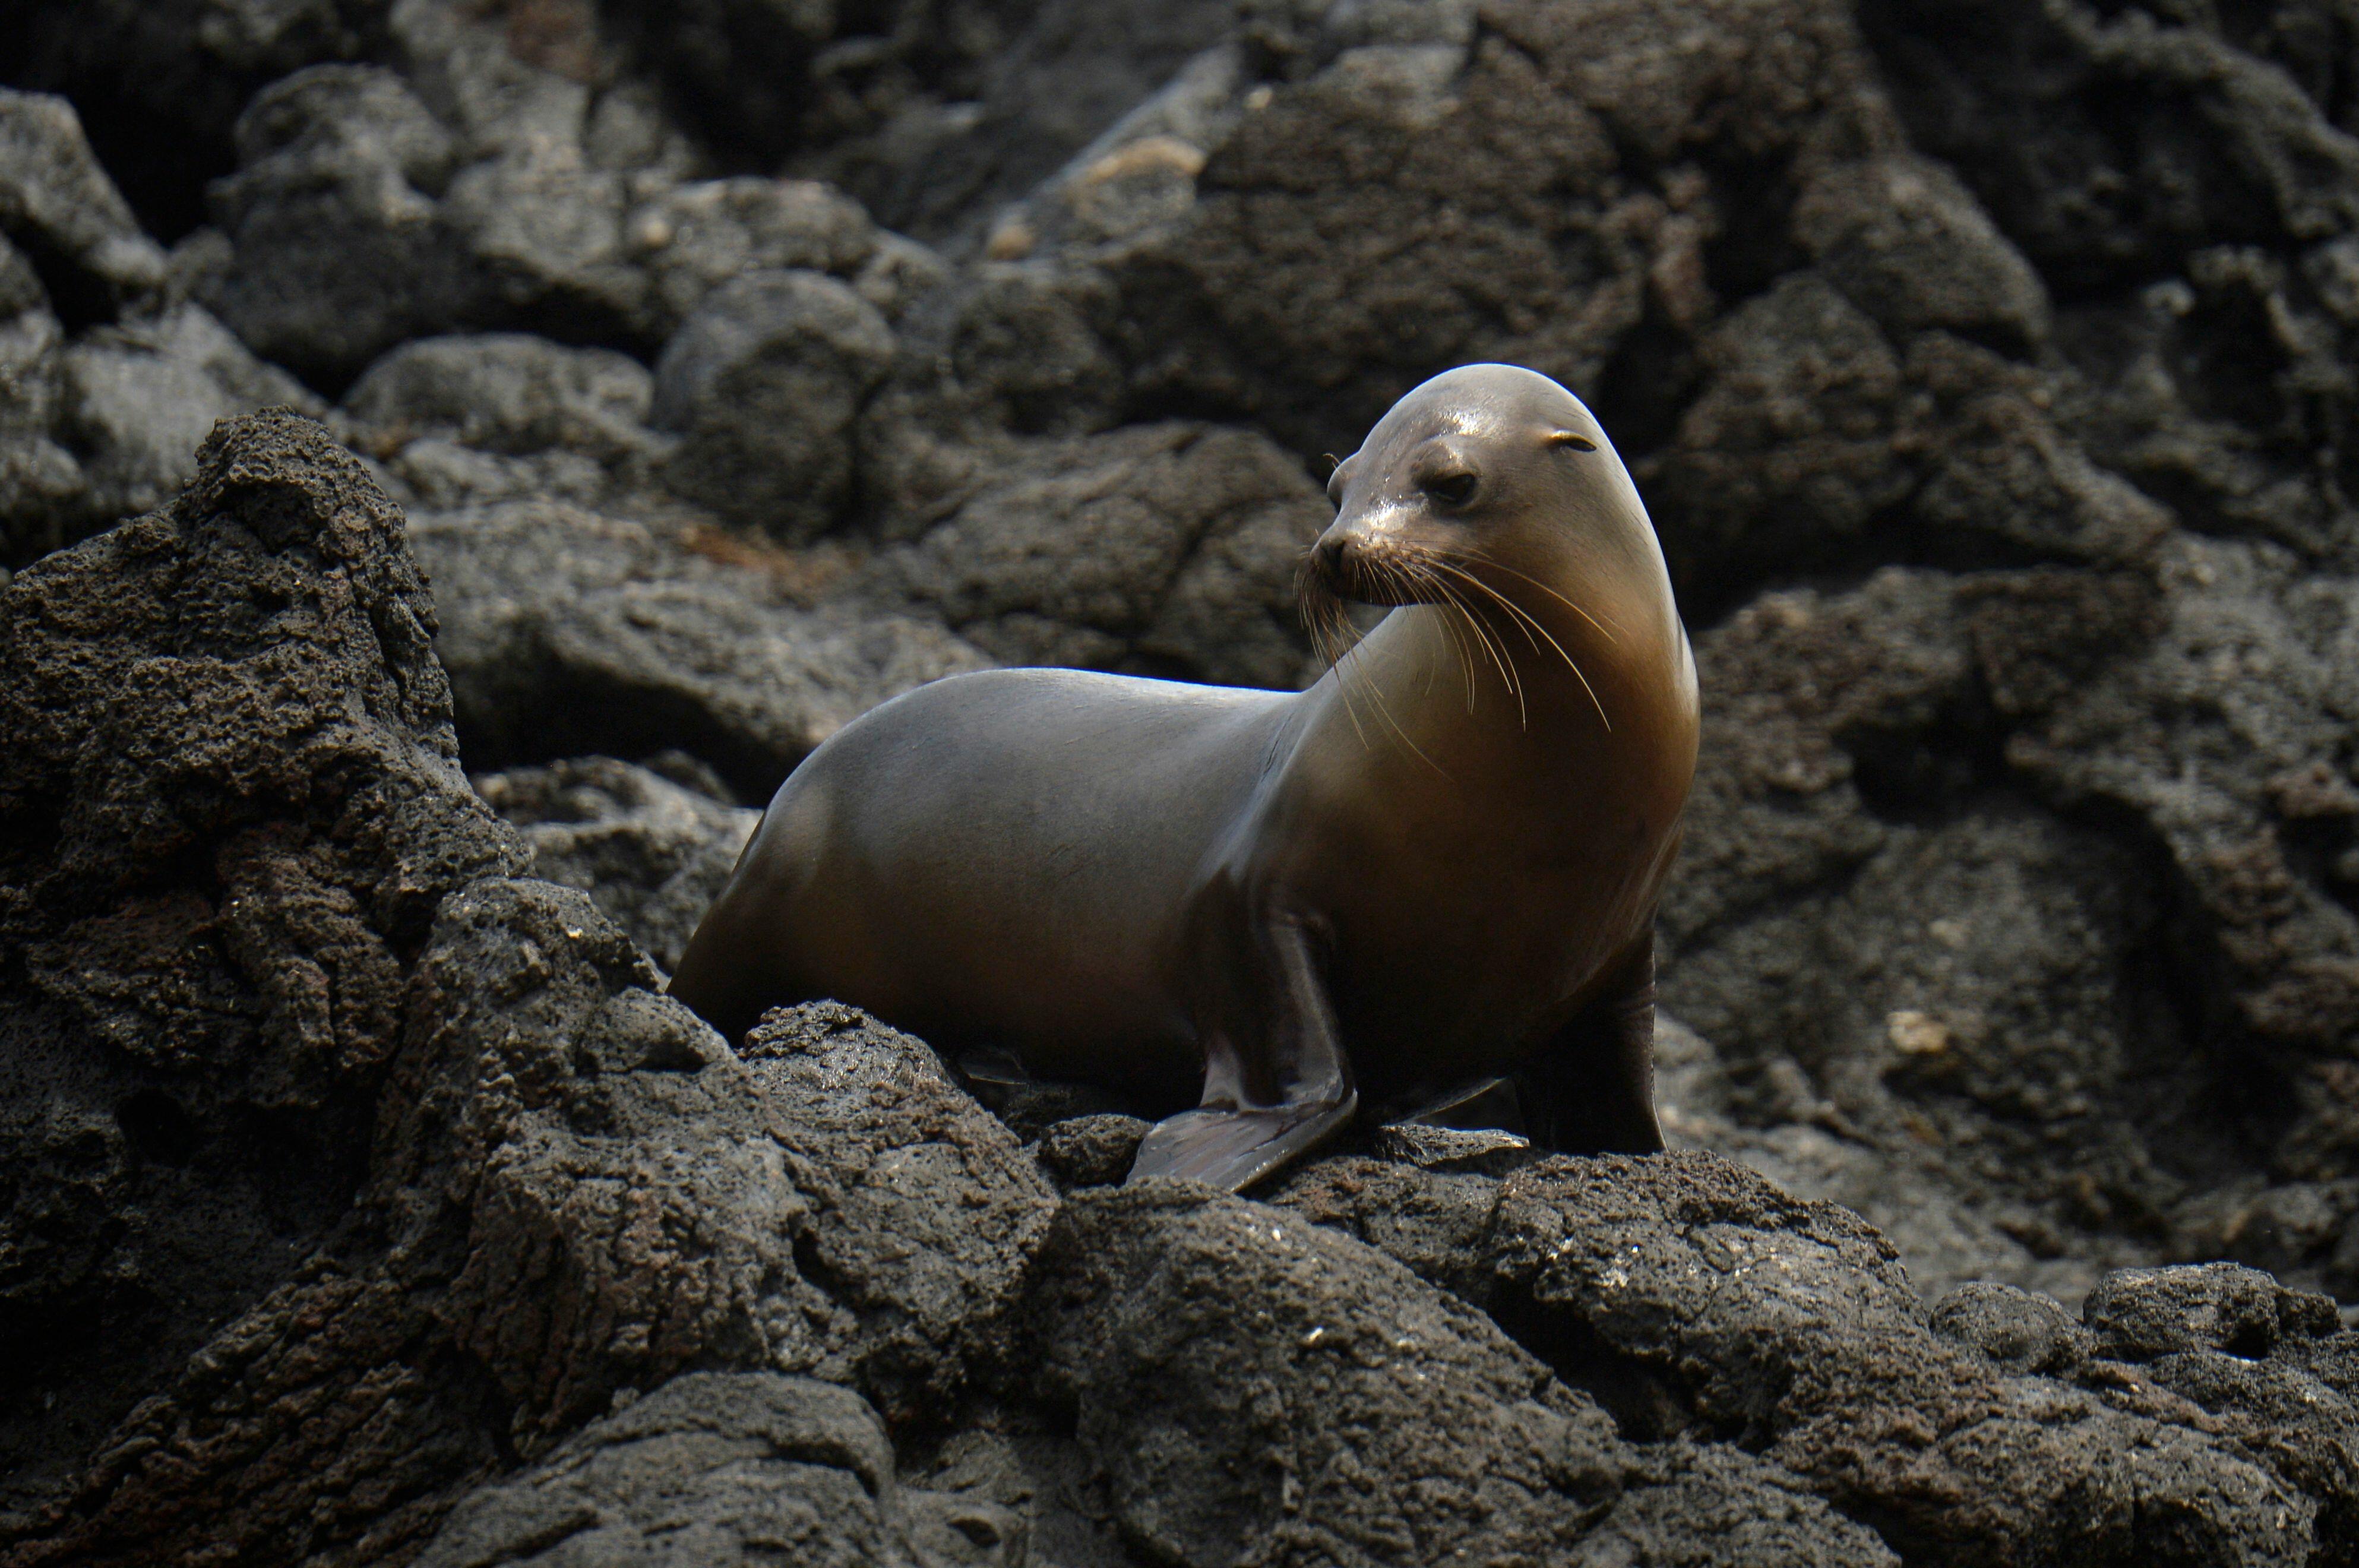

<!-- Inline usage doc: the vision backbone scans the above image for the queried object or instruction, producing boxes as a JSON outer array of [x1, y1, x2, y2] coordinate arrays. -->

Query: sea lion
[[668, 363, 1699, 1190]]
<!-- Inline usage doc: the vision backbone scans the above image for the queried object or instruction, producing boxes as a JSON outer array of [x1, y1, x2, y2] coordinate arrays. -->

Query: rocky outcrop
[[0, 407, 526, 1519], [1274, 1152, 2358, 1567], [0, 417, 1049, 1561], [413, 1373, 1023, 1568]]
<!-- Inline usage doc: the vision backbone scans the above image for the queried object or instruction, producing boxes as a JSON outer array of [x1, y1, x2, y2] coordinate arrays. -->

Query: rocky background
[[5, 0, 2359, 1563]]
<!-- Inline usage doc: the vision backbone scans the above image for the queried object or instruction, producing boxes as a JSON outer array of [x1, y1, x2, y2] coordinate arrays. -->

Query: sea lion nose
[[1313, 532, 1349, 577]]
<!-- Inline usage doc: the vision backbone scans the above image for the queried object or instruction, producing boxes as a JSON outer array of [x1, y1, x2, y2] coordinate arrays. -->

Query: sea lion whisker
[[1469, 570, 1611, 735], [1424, 576, 1485, 713], [1413, 562, 1526, 729], [1396, 560, 1481, 711], [1459, 578, 1528, 708], [1296, 561, 1379, 751], [1403, 551, 1526, 714], [1331, 611, 1378, 752], [1357, 561, 1457, 777], [1426, 557, 1612, 733], [1463, 550, 1626, 645]]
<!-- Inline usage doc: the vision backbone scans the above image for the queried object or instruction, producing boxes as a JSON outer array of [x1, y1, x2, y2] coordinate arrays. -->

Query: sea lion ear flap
[[1548, 431, 1599, 453]]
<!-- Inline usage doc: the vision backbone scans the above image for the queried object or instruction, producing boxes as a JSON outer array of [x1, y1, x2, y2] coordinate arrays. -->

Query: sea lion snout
[[1307, 513, 1425, 606]]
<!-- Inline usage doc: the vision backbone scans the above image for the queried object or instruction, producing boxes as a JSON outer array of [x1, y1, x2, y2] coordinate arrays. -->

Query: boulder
[[201, 64, 481, 387], [472, 754, 757, 973], [652, 268, 897, 539], [870, 419, 1326, 688], [59, 301, 322, 524], [1275, 1149, 2357, 1567], [410, 497, 992, 798], [0, 88, 170, 312], [414, 1373, 1023, 1568], [341, 333, 655, 459], [1005, 1179, 1894, 1568], [0, 408, 525, 1520]]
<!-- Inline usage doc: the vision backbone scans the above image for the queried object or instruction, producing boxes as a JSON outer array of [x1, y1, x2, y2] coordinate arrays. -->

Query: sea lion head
[[1307, 363, 1648, 611]]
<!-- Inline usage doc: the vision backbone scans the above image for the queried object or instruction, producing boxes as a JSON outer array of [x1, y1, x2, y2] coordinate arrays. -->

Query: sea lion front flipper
[[1127, 914, 1357, 1191], [1515, 930, 1667, 1155]]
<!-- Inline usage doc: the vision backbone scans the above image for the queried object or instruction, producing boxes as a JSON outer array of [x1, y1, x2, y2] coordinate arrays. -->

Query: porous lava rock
[[471, 753, 757, 974], [1274, 1150, 2359, 1568], [412, 1372, 1024, 1568], [0, 407, 527, 1519], [0, 417, 1050, 1563]]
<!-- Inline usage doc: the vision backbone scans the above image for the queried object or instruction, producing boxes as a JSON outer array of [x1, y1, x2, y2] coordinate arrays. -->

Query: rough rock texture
[[652, 267, 897, 538], [869, 419, 1329, 687], [1273, 1150, 2359, 1567], [472, 754, 757, 974], [1004, 1180, 1895, 1568], [0, 409, 527, 1515], [0, 418, 1054, 1563], [414, 1372, 1023, 1568], [409, 497, 994, 797]]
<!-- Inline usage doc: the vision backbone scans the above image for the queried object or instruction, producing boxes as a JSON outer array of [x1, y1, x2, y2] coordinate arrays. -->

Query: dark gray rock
[[334, 331, 664, 515], [2083, 1263, 2342, 1364], [631, 176, 882, 340], [1929, 1282, 2090, 1376], [0, 409, 1047, 1567], [0, 0, 379, 244], [0, 88, 170, 309], [59, 301, 322, 526], [1638, 555, 2359, 1304], [1005, 1179, 1893, 1568], [415, 1373, 1023, 1568], [869, 419, 1324, 688], [201, 64, 482, 387], [1035, 1113, 1150, 1189], [0, 239, 62, 429], [1793, 152, 2050, 352], [653, 268, 897, 538], [808, 0, 1241, 245], [741, 1003, 1061, 1422], [340, 333, 656, 459], [1981, 540, 2359, 1187], [0, 432, 87, 564], [0, 408, 527, 1528], [1368, 1122, 1544, 1178], [1862, 0, 2359, 295], [1276, 1150, 2345, 1567], [1578, 1444, 1903, 1568], [191, 3, 893, 385], [472, 755, 757, 974], [410, 497, 992, 797]]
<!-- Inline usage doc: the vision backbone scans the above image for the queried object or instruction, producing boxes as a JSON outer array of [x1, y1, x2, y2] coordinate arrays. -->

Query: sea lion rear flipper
[[1405, 1075, 1525, 1134], [1516, 931, 1666, 1155], [1127, 1095, 1359, 1190], [1127, 913, 1357, 1191]]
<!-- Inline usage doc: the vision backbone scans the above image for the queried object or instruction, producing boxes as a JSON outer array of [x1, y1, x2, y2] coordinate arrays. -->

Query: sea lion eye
[[1422, 470, 1478, 508]]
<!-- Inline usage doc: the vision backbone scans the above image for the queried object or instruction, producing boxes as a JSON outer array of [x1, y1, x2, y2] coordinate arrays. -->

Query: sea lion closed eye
[[669, 363, 1700, 1190]]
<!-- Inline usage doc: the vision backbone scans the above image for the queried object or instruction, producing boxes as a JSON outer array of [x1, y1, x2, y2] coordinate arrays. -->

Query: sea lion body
[[671, 364, 1699, 1188]]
